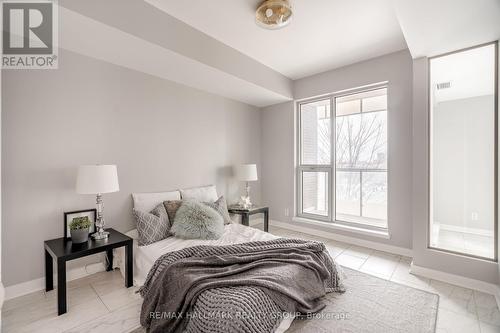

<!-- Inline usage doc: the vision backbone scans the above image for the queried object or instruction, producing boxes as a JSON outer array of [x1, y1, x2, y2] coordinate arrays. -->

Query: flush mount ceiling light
[[255, 0, 293, 30]]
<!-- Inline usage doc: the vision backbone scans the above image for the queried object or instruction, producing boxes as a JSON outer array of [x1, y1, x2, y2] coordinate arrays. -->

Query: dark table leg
[[106, 249, 113, 271], [241, 213, 250, 226], [57, 259, 66, 315], [45, 249, 53, 292], [263, 209, 269, 232], [125, 242, 133, 288]]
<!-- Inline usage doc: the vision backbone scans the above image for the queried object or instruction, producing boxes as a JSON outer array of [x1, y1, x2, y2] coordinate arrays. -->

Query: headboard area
[[131, 184, 219, 212], [131, 190, 181, 212]]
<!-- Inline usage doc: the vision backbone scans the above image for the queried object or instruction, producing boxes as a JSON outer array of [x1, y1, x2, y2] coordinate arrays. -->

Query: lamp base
[[92, 231, 109, 240], [238, 195, 253, 209]]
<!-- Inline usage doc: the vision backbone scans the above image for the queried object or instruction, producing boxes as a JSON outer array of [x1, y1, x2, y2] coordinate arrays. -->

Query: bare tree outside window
[[298, 87, 388, 228], [335, 89, 387, 226]]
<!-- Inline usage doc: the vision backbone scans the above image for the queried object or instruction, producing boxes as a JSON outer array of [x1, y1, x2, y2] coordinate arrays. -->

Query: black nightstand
[[44, 228, 133, 315], [228, 206, 269, 232]]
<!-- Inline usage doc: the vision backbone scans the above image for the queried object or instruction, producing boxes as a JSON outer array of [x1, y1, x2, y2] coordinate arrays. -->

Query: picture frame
[[64, 209, 97, 240]]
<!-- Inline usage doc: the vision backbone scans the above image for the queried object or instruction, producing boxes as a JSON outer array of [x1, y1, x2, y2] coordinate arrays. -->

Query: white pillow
[[180, 185, 218, 202], [132, 190, 181, 212]]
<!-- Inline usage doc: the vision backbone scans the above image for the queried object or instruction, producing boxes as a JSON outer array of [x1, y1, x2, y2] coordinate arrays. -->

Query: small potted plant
[[69, 216, 91, 243]]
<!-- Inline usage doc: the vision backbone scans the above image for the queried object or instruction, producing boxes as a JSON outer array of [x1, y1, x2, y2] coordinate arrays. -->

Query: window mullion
[[331, 96, 336, 222], [360, 170, 363, 218]]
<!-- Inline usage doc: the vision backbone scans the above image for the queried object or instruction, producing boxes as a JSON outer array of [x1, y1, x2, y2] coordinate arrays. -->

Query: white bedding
[[114, 223, 294, 332]]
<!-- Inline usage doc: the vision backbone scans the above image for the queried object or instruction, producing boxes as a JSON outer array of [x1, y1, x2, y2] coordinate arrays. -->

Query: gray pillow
[[204, 196, 232, 225], [164, 200, 182, 221], [133, 203, 171, 246], [171, 200, 224, 240]]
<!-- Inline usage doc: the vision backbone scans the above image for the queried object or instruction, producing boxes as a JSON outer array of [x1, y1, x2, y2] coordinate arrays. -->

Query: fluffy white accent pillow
[[171, 201, 224, 240]]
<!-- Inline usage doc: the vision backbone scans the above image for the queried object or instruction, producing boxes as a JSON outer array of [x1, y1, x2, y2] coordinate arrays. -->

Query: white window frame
[[296, 83, 389, 232]]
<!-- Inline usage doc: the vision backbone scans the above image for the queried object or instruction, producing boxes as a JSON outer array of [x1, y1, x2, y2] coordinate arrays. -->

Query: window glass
[[302, 171, 329, 217], [335, 89, 388, 228], [300, 99, 331, 164]]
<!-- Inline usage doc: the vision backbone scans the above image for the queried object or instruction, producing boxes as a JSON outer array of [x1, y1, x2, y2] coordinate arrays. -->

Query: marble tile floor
[[2, 225, 499, 333]]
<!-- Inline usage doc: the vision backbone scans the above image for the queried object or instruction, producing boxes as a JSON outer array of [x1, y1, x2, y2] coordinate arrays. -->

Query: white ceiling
[[393, 0, 500, 59], [58, 0, 499, 107], [145, 0, 408, 79]]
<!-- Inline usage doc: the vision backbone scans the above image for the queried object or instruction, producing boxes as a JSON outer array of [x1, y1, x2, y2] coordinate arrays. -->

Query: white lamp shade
[[76, 165, 120, 194], [236, 164, 258, 181]]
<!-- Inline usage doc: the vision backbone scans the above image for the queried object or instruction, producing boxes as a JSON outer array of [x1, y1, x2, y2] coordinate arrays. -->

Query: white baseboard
[[410, 262, 500, 309], [5, 262, 106, 301], [268, 219, 413, 257]]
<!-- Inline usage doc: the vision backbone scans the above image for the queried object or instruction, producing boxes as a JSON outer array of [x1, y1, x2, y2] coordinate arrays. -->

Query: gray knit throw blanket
[[139, 238, 345, 333]]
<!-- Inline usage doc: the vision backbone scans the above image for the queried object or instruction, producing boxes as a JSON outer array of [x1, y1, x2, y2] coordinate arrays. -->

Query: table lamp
[[76, 165, 119, 240], [236, 164, 258, 208]]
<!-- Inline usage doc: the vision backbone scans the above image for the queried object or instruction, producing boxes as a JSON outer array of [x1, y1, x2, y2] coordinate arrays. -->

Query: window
[[297, 87, 388, 230], [429, 43, 497, 260], [298, 99, 332, 220], [301, 171, 329, 217], [335, 89, 388, 228], [300, 99, 331, 165]]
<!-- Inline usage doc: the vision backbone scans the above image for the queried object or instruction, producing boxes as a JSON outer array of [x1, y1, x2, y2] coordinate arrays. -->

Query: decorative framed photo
[[64, 209, 97, 240]]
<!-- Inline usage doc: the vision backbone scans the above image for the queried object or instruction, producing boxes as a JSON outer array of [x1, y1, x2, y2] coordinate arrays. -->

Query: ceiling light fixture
[[256, 0, 293, 30]]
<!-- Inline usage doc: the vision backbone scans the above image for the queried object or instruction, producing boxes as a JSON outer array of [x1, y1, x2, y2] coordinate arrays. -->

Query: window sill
[[292, 216, 391, 239]]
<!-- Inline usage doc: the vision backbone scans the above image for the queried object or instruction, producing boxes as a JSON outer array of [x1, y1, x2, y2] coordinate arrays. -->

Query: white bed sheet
[[114, 223, 294, 332]]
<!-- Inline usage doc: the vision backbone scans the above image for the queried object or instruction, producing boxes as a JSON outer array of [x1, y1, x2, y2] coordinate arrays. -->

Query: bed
[[114, 223, 278, 286], [114, 225, 294, 332], [113, 186, 293, 333], [113, 187, 295, 332]]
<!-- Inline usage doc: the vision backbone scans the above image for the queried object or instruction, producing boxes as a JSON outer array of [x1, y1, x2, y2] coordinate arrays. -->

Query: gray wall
[[433, 96, 495, 233], [1, 50, 262, 287], [261, 50, 413, 249], [260, 101, 295, 223]]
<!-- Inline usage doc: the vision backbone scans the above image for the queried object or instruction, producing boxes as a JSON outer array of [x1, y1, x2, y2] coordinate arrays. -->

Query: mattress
[[114, 223, 294, 332]]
